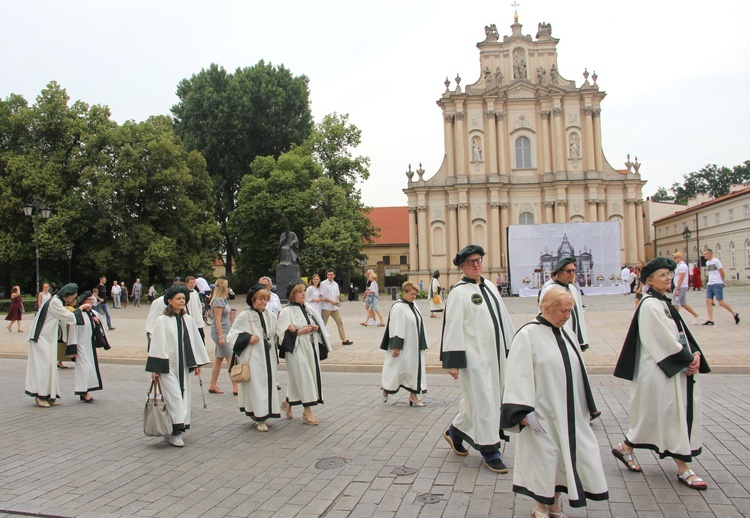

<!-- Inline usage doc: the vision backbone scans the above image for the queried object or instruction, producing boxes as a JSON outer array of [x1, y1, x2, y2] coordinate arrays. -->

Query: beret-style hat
[[164, 285, 191, 303], [246, 283, 268, 306], [552, 257, 576, 274], [453, 244, 485, 266], [640, 257, 676, 283]]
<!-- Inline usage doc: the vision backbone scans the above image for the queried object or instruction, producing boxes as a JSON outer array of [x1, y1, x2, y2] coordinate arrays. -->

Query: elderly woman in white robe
[[227, 284, 280, 432], [277, 280, 332, 426], [380, 280, 428, 406], [66, 291, 110, 403], [146, 285, 210, 447], [502, 287, 608, 517], [25, 283, 90, 408], [613, 257, 710, 490]]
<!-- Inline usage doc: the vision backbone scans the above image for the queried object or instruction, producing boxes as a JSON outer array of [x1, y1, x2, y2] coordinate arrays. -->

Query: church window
[[519, 212, 534, 225], [515, 136, 532, 168]]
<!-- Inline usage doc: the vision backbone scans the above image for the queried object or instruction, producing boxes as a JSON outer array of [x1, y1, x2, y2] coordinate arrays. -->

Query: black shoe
[[442, 429, 468, 456], [735, 313, 740, 325], [79, 395, 94, 403], [108, 327, 116, 331], [483, 457, 509, 474], [702, 321, 715, 326]]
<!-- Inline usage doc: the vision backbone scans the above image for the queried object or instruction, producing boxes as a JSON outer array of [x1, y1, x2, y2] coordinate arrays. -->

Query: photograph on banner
[[508, 222, 622, 297]]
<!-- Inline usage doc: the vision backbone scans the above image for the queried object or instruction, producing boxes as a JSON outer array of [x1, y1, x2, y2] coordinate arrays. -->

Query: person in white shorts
[[672, 252, 701, 325]]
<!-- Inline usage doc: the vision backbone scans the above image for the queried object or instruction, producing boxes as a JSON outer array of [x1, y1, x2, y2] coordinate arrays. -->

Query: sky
[[3, 0, 749, 207]]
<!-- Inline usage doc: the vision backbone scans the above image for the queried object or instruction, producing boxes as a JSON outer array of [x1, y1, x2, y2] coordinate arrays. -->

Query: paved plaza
[[1, 287, 749, 517]]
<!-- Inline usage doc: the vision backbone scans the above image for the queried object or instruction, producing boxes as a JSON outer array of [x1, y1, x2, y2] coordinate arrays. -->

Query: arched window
[[515, 136, 532, 168], [730, 241, 736, 268], [519, 211, 534, 225]]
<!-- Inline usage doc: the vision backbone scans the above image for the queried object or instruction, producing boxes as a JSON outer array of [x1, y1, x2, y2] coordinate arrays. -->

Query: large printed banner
[[507, 222, 621, 295]]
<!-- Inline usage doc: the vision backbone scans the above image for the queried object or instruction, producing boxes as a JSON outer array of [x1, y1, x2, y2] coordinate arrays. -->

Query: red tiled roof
[[367, 206, 409, 245], [653, 186, 750, 224]]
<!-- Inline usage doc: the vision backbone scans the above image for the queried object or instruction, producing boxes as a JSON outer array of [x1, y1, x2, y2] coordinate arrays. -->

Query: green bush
[[0, 295, 37, 313]]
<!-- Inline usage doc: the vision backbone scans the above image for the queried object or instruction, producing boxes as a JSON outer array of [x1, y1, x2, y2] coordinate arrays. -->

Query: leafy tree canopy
[[171, 61, 313, 276], [654, 161, 750, 205]]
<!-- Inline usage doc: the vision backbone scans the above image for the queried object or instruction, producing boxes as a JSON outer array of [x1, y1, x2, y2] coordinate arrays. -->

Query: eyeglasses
[[560, 268, 576, 274], [653, 271, 675, 280], [463, 257, 483, 266]]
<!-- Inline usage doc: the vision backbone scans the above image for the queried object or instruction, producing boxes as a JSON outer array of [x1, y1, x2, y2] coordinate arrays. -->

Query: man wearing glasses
[[440, 244, 515, 474], [539, 257, 589, 351]]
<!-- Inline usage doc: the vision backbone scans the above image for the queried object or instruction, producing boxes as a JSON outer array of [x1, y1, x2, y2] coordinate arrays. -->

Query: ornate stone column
[[417, 206, 429, 273], [495, 112, 508, 175], [499, 203, 509, 267], [583, 107, 596, 172], [489, 201, 501, 269], [486, 111, 498, 175], [408, 207, 418, 271], [457, 202, 469, 247], [540, 110, 552, 173], [597, 201, 606, 222], [444, 114, 455, 177], [448, 204, 459, 269], [544, 202, 555, 223], [556, 200, 567, 223], [635, 201, 645, 261], [592, 109, 603, 171], [455, 113, 466, 175], [552, 107, 564, 172], [587, 200, 598, 222], [625, 200, 637, 264]]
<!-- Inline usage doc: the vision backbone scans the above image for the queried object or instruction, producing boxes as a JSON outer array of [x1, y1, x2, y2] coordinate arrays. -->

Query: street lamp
[[65, 246, 74, 283], [682, 226, 692, 267], [23, 200, 52, 296]]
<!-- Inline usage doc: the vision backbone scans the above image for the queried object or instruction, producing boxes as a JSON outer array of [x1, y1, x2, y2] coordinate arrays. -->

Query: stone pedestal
[[275, 264, 301, 303]]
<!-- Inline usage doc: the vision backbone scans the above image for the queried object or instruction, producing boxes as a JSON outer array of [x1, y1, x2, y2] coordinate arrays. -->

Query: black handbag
[[92, 319, 111, 350]]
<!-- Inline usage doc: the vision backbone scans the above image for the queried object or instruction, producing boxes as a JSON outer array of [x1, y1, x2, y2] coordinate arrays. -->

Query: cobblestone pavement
[[0, 361, 749, 517], [2, 287, 749, 373]]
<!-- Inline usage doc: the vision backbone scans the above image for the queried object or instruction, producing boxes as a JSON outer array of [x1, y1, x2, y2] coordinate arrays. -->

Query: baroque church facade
[[404, 15, 646, 287]]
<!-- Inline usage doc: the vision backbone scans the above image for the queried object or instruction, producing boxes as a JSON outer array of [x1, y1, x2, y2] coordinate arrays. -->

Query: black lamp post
[[23, 200, 52, 296], [682, 226, 692, 267], [65, 246, 74, 283]]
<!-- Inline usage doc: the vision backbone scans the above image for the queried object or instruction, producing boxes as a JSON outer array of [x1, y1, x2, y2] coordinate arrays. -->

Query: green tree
[[171, 61, 314, 277], [650, 186, 674, 202], [665, 162, 750, 204]]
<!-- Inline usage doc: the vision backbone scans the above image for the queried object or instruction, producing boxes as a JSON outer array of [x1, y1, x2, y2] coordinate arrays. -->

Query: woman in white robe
[[305, 274, 329, 339], [428, 270, 444, 318], [380, 280, 428, 406], [66, 291, 108, 402], [613, 257, 710, 490], [146, 285, 210, 447], [277, 281, 332, 425], [502, 287, 608, 516], [227, 284, 280, 432], [25, 283, 88, 408]]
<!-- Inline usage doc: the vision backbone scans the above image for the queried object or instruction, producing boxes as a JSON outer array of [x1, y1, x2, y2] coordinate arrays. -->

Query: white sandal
[[678, 469, 707, 490]]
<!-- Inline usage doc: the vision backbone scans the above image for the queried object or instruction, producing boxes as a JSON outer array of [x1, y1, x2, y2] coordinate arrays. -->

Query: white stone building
[[403, 15, 646, 287]]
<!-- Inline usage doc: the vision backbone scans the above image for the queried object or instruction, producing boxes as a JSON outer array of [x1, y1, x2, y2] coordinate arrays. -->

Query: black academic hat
[[552, 257, 576, 274], [246, 283, 267, 306], [453, 244, 485, 266], [640, 257, 676, 283], [77, 291, 93, 307], [286, 279, 305, 298], [164, 285, 191, 303]]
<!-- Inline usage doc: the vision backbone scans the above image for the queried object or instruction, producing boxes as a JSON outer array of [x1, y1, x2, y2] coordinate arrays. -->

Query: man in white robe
[[440, 245, 515, 474], [621, 265, 631, 295], [146, 285, 210, 447], [25, 283, 89, 407], [185, 276, 207, 342], [539, 257, 589, 351]]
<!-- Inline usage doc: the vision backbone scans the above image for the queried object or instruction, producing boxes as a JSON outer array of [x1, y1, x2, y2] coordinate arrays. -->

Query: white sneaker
[[168, 434, 184, 447], [692, 316, 703, 325], [256, 422, 269, 432]]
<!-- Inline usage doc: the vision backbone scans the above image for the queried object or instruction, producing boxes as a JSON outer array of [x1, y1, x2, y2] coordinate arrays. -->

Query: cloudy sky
[[3, 0, 749, 206]]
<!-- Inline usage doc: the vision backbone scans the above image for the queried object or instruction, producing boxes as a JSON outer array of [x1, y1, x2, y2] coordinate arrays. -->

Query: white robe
[[428, 277, 444, 313], [621, 267, 631, 294], [67, 310, 105, 395], [227, 307, 280, 421], [276, 302, 332, 407], [440, 276, 514, 452], [381, 299, 428, 395], [539, 281, 589, 350], [185, 289, 205, 330], [146, 313, 210, 431], [502, 318, 608, 508], [25, 297, 82, 400], [145, 296, 166, 335], [625, 295, 704, 460]]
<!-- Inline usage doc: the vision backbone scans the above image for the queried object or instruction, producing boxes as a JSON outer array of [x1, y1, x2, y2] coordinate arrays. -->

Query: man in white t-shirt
[[703, 248, 739, 326], [672, 252, 701, 324], [320, 269, 353, 346], [621, 266, 631, 295]]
